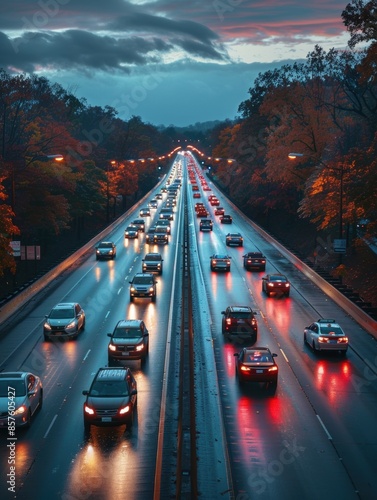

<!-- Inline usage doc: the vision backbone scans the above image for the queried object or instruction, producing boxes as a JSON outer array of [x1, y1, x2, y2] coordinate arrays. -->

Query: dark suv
[[142, 253, 163, 274], [43, 302, 85, 341], [108, 319, 149, 365], [129, 273, 157, 302], [82, 367, 137, 431], [221, 305, 258, 343]]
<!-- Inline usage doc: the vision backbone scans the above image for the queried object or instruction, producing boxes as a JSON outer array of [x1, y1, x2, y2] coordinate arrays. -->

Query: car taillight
[[268, 366, 278, 373], [225, 318, 232, 325], [240, 365, 251, 372], [338, 337, 348, 343]]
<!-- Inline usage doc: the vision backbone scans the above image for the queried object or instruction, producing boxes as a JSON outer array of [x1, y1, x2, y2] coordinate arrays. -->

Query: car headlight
[[119, 404, 131, 415], [108, 344, 116, 351], [84, 404, 95, 415], [136, 343, 145, 352], [149, 287, 154, 293], [14, 405, 27, 415], [65, 320, 77, 331], [44, 322, 52, 331], [130, 287, 136, 292]]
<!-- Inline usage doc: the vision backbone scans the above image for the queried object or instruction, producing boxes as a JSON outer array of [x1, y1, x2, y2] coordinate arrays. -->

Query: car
[[132, 219, 145, 232], [156, 219, 171, 234], [124, 224, 139, 238], [234, 347, 278, 391], [262, 274, 290, 297], [210, 197, 220, 206], [193, 192, 201, 198], [145, 226, 157, 243], [210, 254, 231, 271], [243, 252, 266, 271], [129, 273, 157, 302], [203, 185, 211, 191], [107, 319, 149, 365], [304, 319, 348, 355], [159, 208, 174, 220], [220, 214, 233, 224], [226, 233, 243, 246], [214, 207, 225, 216], [142, 253, 163, 274], [139, 207, 151, 217], [148, 199, 158, 209], [0, 372, 43, 428], [82, 367, 137, 431], [43, 302, 86, 341], [221, 305, 258, 343], [155, 193, 163, 200], [200, 218, 213, 231], [154, 225, 169, 244], [197, 209, 209, 218], [95, 241, 116, 260], [195, 202, 205, 212]]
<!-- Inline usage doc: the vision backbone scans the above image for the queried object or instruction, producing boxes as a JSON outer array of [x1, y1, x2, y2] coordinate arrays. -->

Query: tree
[[0, 177, 19, 276]]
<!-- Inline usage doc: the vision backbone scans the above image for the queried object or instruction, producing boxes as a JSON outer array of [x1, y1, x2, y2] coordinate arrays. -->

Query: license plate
[[330, 340, 337, 343], [122, 351, 129, 356], [101, 417, 112, 422], [256, 369, 263, 374]]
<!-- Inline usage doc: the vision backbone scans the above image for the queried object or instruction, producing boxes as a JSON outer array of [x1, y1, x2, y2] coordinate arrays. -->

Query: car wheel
[[152, 295, 156, 303], [43, 334, 50, 342], [82, 319, 85, 331], [126, 411, 134, 428], [304, 331, 307, 345], [108, 357, 117, 367], [130, 295, 134, 302], [227, 267, 230, 272], [312, 341, 317, 352], [340, 350, 347, 357], [84, 421, 91, 434], [266, 291, 270, 297], [285, 292, 290, 297]]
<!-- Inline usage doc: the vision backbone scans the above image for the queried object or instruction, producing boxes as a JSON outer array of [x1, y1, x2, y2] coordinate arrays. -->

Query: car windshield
[[99, 242, 113, 248], [90, 380, 129, 397], [113, 327, 142, 338], [246, 351, 272, 363], [49, 308, 74, 319], [134, 277, 153, 285], [270, 276, 286, 282], [0, 380, 26, 397], [145, 255, 160, 261], [320, 326, 344, 335]]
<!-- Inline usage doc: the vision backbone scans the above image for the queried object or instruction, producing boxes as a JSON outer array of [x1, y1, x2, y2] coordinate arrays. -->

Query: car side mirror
[[221, 311, 225, 314], [272, 353, 278, 357], [28, 390, 36, 397], [130, 389, 137, 396], [233, 353, 239, 357], [107, 333, 112, 337], [82, 390, 89, 396]]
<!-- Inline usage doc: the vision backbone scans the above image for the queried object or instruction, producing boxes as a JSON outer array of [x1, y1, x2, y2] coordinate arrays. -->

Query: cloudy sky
[[0, 0, 352, 127]]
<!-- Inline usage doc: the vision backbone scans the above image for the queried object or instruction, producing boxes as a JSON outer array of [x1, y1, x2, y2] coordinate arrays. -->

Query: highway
[[0, 151, 377, 500]]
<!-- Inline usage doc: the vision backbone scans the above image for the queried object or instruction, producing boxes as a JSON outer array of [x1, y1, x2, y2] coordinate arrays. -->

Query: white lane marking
[[105, 311, 110, 319], [44, 414, 58, 439], [83, 350, 91, 361], [316, 414, 332, 440], [280, 349, 289, 363]]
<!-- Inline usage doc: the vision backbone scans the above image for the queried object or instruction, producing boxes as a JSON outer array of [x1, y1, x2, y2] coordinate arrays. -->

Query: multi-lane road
[[1, 151, 377, 500]]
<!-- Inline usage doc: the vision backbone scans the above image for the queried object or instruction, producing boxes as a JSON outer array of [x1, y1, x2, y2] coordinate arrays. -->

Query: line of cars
[[83, 169, 183, 432], [187, 157, 349, 398]]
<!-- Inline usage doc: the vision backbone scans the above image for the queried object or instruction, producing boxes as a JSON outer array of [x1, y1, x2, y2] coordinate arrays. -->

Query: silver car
[[43, 302, 86, 340], [0, 372, 43, 428], [95, 241, 116, 260], [304, 319, 348, 355]]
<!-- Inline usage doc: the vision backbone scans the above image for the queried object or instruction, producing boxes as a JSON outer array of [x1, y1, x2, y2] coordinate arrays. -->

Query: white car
[[304, 319, 348, 355]]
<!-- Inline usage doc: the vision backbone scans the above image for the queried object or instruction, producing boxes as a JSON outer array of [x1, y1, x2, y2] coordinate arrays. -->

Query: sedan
[[220, 214, 233, 224], [226, 233, 243, 247], [304, 319, 348, 355], [95, 241, 116, 260], [43, 302, 85, 340], [214, 207, 225, 216], [132, 219, 145, 232], [210, 254, 231, 272], [234, 347, 278, 392], [0, 372, 43, 428], [262, 274, 290, 297], [139, 207, 151, 217], [124, 224, 139, 238]]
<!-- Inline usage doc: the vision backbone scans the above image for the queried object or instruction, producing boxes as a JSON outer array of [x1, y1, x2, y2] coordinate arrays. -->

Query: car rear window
[[320, 326, 343, 335]]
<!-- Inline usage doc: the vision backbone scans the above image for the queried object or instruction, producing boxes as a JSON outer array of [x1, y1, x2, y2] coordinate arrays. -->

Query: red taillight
[[268, 366, 278, 373]]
